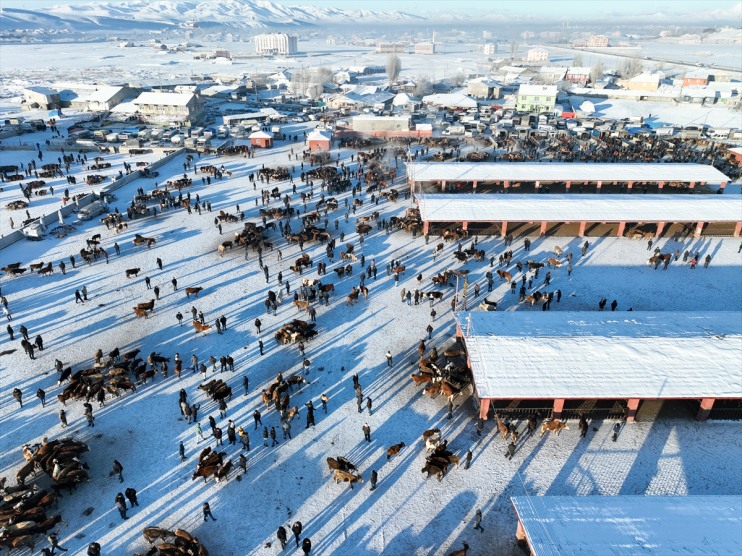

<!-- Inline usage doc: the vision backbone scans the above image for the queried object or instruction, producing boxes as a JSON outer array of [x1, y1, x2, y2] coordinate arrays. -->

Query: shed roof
[[511, 495, 742, 556], [248, 130, 273, 139], [456, 311, 742, 400], [407, 162, 729, 184], [415, 193, 742, 223], [307, 129, 331, 141], [133, 91, 194, 106]]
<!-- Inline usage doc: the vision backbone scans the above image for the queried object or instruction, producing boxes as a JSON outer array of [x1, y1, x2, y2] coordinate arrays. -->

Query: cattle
[[218, 241, 234, 254], [421, 429, 440, 442], [540, 419, 570, 437], [495, 414, 510, 440], [185, 286, 204, 298], [496, 269, 511, 282], [193, 320, 212, 333], [425, 436, 441, 452], [333, 469, 363, 489], [293, 300, 309, 312], [480, 297, 497, 311], [143, 526, 174, 544], [547, 257, 562, 268], [40, 263, 54, 275], [326, 457, 355, 472], [447, 542, 470, 556], [527, 260, 545, 270], [421, 462, 446, 481], [125, 268, 140, 278], [386, 442, 406, 461], [410, 373, 431, 386], [553, 246, 564, 256]]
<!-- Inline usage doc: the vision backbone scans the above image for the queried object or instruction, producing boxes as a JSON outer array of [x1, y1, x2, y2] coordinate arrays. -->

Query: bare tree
[[386, 54, 401, 83], [290, 67, 332, 99], [620, 57, 644, 78], [413, 76, 434, 97], [590, 61, 604, 83], [509, 41, 518, 59], [572, 53, 583, 66]]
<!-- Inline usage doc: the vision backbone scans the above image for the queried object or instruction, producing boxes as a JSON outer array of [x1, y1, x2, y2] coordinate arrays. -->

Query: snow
[[0, 105, 741, 556], [458, 311, 742, 399], [511, 495, 742, 556], [415, 193, 742, 224], [133, 91, 195, 107], [408, 163, 731, 185]]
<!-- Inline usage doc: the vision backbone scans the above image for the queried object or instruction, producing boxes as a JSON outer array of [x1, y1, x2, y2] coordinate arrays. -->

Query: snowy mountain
[[0, 0, 425, 32]]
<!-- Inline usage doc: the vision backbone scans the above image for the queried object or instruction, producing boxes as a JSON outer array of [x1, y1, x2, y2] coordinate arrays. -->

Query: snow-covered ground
[[1, 127, 741, 555]]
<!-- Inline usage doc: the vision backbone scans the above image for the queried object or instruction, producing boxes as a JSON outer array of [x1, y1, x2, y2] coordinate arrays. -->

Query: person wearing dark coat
[[35, 334, 43, 350], [37, 388, 46, 406], [113, 460, 124, 482], [370, 470, 378, 490], [19, 324, 29, 341], [6, 325, 13, 340], [203, 501, 216, 521], [305, 400, 315, 428], [125, 487, 139, 506], [291, 521, 303, 548], [505, 441, 516, 460], [277, 526, 288, 549], [115, 493, 128, 519], [301, 537, 312, 555]]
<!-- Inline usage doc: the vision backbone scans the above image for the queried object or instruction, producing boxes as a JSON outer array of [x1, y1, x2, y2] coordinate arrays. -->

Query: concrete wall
[[0, 148, 184, 251]]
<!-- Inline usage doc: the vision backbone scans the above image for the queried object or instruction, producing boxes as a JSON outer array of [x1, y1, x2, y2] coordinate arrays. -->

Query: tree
[[386, 54, 401, 83], [413, 76, 434, 97], [509, 41, 518, 59], [590, 61, 604, 83], [572, 53, 583, 66], [290, 67, 332, 99], [619, 57, 644, 78]]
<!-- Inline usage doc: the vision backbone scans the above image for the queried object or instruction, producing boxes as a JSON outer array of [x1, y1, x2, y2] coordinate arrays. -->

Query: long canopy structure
[[510, 495, 742, 556], [407, 162, 730, 185], [416, 193, 742, 224], [455, 311, 742, 401]]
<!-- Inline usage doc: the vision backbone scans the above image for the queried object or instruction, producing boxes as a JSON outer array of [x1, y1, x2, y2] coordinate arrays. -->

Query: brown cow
[[421, 462, 446, 481], [410, 373, 431, 386], [495, 414, 510, 439], [496, 269, 511, 282], [333, 469, 363, 489], [386, 442, 406, 461], [185, 286, 203, 298], [540, 419, 570, 437], [547, 258, 562, 268]]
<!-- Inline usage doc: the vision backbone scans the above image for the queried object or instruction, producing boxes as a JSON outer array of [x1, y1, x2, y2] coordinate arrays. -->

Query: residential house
[[132, 91, 205, 124], [527, 48, 549, 63], [22, 86, 60, 110], [626, 72, 661, 92], [682, 70, 710, 87], [467, 78, 501, 99], [565, 67, 591, 86], [516, 84, 557, 112]]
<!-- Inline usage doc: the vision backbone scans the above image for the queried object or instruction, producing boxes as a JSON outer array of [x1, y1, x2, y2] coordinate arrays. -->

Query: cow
[[293, 300, 309, 312], [495, 414, 510, 439], [547, 258, 562, 268], [386, 442, 406, 461], [421, 462, 446, 482], [185, 287, 204, 298], [333, 469, 363, 489], [553, 246, 564, 256], [496, 269, 511, 282], [540, 419, 570, 437], [410, 373, 431, 386], [125, 268, 140, 278]]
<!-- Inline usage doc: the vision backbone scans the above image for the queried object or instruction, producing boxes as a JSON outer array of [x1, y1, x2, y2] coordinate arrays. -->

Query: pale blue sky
[[1, 0, 737, 19]]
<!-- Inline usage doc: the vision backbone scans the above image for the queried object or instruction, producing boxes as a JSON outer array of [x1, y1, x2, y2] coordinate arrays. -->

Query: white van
[[79, 201, 109, 221]]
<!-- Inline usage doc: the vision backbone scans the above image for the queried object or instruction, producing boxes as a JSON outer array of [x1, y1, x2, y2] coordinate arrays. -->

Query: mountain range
[[0, 0, 425, 32]]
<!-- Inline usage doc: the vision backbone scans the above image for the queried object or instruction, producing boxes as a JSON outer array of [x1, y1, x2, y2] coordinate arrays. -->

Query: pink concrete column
[[473, 180, 478, 192], [423, 221, 429, 235], [501, 221, 508, 237], [479, 398, 491, 420], [689, 181, 696, 189], [617, 221, 626, 237], [694, 222, 704, 238], [553, 398, 565, 419], [462, 221, 468, 231], [596, 181, 602, 191], [627, 180, 633, 191], [655, 222, 665, 238], [504, 181, 510, 189], [578, 221, 587, 237], [441, 180, 446, 192], [540, 221, 548, 236], [516, 520, 527, 543], [696, 398, 715, 421], [565, 181, 571, 191], [734, 222, 742, 238], [658, 181, 665, 191], [626, 399, 641, 422], [720, 181, 727, 191]]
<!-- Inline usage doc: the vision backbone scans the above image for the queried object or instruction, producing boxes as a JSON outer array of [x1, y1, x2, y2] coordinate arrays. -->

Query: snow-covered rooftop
[[416, 193, 742, 223], [407, 162, 730, 184], [86, 85, 127, 102], [511, 495, 742, 556], [307, 129, 331, 141], [456, 312, 742, 399], [133, 91, 195, 106]]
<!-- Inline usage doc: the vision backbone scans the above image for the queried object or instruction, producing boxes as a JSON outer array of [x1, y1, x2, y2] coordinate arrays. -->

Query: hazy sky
[[1, 0, 737, 19]]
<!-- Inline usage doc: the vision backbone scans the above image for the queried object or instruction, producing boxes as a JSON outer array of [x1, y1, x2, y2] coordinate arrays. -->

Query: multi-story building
[[483, 43, 496, 56], [414, 42, 435, 55], [132, 91, 205, 125], [376, 42, 406, 53], [254, 33, 298, 55], [516, 84, 557, 113], [587, 34, 609, 47], [527, 48, 549, 63]]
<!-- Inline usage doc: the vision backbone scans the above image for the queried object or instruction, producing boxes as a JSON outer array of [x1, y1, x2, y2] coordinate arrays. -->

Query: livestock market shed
[[510, 495, 742, 556], [454, 312, 742, 422], [415, 193, 742, 238], [307, 129, 332, 152], [407, 162, 731, 195]]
